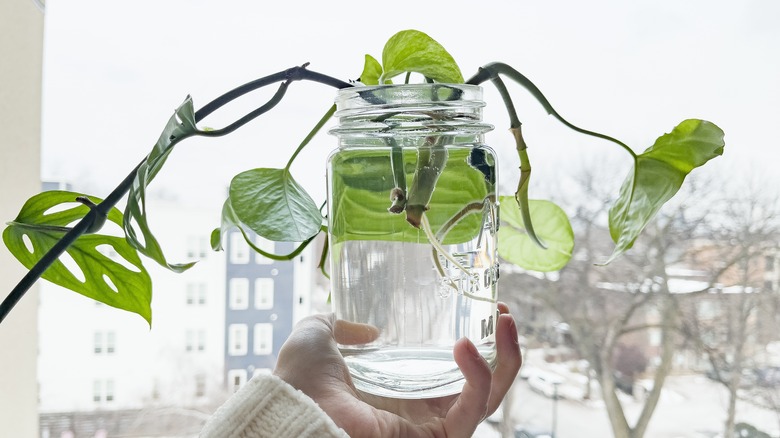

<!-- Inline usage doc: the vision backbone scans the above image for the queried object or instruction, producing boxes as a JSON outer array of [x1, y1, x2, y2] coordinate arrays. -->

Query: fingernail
[[509, 317, 519, 345]]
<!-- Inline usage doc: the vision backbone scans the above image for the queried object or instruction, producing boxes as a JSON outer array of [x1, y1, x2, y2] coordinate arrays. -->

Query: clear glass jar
[[327, 84, 499, 398]]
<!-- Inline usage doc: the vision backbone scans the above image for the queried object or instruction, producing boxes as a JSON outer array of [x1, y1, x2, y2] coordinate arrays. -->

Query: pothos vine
[[1, 30, 724, 325]]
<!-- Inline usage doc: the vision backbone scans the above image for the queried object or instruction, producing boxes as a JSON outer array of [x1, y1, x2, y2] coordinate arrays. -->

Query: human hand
[[273, 303, 522, 438]]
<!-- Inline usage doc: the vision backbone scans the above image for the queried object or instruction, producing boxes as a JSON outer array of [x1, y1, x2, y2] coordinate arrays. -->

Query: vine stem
[[1, 65, 353, 325], [466, 62, 636, 159]]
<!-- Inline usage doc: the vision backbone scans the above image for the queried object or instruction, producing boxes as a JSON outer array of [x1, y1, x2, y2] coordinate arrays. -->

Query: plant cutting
[[1, 30, 724, 378]]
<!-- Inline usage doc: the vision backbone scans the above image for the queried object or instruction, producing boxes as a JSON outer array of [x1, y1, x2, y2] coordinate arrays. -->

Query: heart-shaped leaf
[[228, 168, 322, 242], [3, 191, 153, 325], [497, 197, 574, 272], [360, 54, 383, 86], [380, 29, 464, 84], [606, 119, 725, 263]]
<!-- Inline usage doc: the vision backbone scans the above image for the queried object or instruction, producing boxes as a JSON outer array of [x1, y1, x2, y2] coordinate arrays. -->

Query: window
[[227, 369, 247, 393], [187, 329, 206, 352], [94, 332, 103, 354], [105, 380, 114, 402], [229, 278, 249, 310], [198, 330, 206, 351], [254, 323, 274, 355], [195, 374, 206, 397], [253, 368, 273, 378], [254, 235, 275, 265], [254, 278, 274, 309], [94, 331, 115, 355], [187, 236, 209, 259], [187, 283, 207, 305], [767, 255, 776, 272], [230, 232, 249, 264], [93, 379, 114, 403], [106, 332, 115, 354], [228, 324, 248, 356]]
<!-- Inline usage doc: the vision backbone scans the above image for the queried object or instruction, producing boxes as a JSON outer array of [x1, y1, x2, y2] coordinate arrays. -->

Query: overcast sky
[[40, 0, 780, 216]]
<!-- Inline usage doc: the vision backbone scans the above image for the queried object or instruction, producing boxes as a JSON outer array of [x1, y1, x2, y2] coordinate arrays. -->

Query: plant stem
[[466, 62, 636, 158], [489, 75, 546, 249], [1, 65, 352, 325], [285, 104, 337, 170]]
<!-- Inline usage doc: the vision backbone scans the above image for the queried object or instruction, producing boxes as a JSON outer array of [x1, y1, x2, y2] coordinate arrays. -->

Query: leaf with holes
[[123, 96, 199, 273], [3, 190, 153, 325]]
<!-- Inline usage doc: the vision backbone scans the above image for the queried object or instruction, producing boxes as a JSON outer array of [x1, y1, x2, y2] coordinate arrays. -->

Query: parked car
[[527, 370, 565, 398], [514, 424, 553, 438]]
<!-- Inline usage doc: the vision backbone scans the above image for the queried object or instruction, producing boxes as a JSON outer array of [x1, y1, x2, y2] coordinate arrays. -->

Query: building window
[[105, 380, 114, 402], [186, 283, 207, 305], [106, 332, 115, 354], [230, 232, 249, 264], [767, 255, 776, 272], [187, 329, 206, 352], [252, 368, 273, 378], [227, 369, 248, 393], [254, 235, 275, 265], [228, 324, 248, 356], [195, 374, 206, 397], [94, 332, 103, 354], [254, 278, 275, 310], [93, 380, 114, 403], [94, 331, 115, 355], [187, 236, 209, 259], [229, 278, 249, 310], [254, 323, 274, 355]]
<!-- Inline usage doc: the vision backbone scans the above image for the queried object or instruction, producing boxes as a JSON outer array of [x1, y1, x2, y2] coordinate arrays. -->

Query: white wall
[[0, 0, 43, 436]]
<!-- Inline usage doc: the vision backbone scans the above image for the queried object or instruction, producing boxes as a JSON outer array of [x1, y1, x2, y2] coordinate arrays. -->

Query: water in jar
[[327, 143, 499, 398]]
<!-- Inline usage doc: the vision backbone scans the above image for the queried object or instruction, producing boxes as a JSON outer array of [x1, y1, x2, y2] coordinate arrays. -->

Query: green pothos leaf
[[123, 96, 199, 273], [605, 119, 725, 264], [360, 54, 383, 86], [228, 168, 322, 242], [379, 29, 464, 84], [3, 191, 152, 325], [497, 197, 574, 272]]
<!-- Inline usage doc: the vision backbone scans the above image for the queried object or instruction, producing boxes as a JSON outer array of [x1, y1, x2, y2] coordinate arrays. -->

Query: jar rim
[[335, 83, 483, 107]]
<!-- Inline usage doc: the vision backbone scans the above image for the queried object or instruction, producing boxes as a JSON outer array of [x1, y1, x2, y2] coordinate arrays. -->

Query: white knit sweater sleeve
[[200, 374, 348, 438]]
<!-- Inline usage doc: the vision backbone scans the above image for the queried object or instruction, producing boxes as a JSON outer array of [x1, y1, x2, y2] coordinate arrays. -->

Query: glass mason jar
[[327, 84, 499, 398]]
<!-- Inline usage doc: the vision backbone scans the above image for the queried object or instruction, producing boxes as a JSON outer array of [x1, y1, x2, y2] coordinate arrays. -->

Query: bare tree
[[500, 160, 721, 438], [676, 175, 780, 438]]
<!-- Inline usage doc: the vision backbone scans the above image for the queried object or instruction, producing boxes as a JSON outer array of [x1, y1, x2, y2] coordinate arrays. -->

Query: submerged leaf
[[229, 168, 322, 242], [497, 197, 574, 272], [380, 30, 464, 84], [3, 191, 152, 325], [606, 119, 725, 263]]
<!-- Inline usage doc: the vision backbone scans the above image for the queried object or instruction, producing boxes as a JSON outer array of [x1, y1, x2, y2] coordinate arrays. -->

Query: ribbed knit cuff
[[200, 374, 347, 438]]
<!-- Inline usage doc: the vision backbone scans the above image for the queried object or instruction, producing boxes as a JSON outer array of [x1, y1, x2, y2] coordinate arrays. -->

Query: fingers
[[334, 319, 381, 345], [443, 338, 493, 438], [487, 313, 522, 413]]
